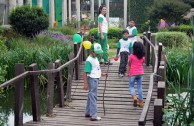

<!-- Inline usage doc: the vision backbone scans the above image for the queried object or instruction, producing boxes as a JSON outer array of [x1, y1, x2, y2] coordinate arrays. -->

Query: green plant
[[166, 47, 191, 86], [9, 5, 49, 37], [147, 0, 191, 25], [140, 19, 159, 33], [89, 27, 123, 40], [0, 40, 7, 55], [0, 36, 72, 86], [108, 39, 119, 49], [156, 32, 190, 48], [169, 25, 193, 36]]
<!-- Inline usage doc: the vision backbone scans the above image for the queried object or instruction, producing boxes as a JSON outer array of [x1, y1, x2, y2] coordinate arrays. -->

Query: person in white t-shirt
[[83, 43, 108, 121], [115, 30, 133, 77], [97, 5, 112, 65], [126, 19, 138, 44]]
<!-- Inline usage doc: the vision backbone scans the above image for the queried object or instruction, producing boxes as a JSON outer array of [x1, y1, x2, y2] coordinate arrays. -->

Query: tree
[[147, 0, 191, 25], [183, 0, 194, 7], [9, 5, 49, 37]]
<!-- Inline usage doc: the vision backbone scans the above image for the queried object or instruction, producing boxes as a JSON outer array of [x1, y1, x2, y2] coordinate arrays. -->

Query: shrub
[[159, 25, 193, 36], [156, 32, 190, 48], [89, 27, 123, 39], [89, 27, 98, 39], [9, 5, 49, 37], [169, 25, 193, 36], [108, 39, 119, 49]]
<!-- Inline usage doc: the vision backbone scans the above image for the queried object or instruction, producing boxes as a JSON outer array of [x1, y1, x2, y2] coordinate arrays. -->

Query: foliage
[[89, 27, 98, 39], [9, 5, 49, 37], [183, 0, 194, 7], [108, 39, 119, 49], [0, 36, 72, 85], [159, 25, 193, 36], [38, 30, 73, 42], [51, 25, 77, 35], [89, 27, 123, 39], [0, 39, 7, 55], [128, 0, 154, 29], [0, 65, 7, 84], [140, 19, 159, 33], [163, 45, 194, 125], [147, 0, 191, 25], [165, 47, 191, 87], [156, 32, 190, 48]]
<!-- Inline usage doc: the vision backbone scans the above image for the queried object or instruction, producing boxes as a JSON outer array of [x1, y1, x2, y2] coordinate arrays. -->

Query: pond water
[[0, 88, 58, 126]]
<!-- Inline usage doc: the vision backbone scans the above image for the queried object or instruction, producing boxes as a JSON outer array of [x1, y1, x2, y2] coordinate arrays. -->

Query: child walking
[[83, 43, 108, 121], [126, 19, 138, 44], [116, 30, 132, 77], [128, 42, 145, 107]]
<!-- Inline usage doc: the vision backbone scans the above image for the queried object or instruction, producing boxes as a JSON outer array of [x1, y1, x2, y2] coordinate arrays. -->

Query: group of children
[[83, 5, 145, 121]]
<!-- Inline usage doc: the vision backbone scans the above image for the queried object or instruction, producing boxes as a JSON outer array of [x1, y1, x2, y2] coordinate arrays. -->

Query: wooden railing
[[0, 34, 85, 125], [139, 32, 166, 126]]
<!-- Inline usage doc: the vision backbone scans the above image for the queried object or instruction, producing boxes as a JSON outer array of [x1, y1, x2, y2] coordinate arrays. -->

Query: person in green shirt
[[97, 5, 113, 65], [83, 43, 108, 121]]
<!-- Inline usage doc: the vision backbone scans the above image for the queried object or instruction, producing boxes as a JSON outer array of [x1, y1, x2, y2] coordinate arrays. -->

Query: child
[[116, 30, 132, 77], [128, 42, 145, 107], [83, 43, 108, 121], [126, 19, 138, 44]]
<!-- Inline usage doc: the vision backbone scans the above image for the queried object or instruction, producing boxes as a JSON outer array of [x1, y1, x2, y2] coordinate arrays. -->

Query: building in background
[[1, 0, 145, 29]]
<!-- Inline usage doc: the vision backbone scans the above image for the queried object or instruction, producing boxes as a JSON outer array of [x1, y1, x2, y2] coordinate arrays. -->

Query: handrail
[[138, 35, 158, 125], [0, 42, 83, 89]]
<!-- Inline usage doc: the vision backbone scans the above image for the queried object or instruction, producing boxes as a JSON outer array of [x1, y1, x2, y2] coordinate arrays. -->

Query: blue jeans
[[85, 77, 99, 118], [129, 76, 143, 100]]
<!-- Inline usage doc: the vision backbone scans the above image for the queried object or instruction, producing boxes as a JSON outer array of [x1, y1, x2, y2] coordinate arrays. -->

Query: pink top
[[128, 54, 145, 76]]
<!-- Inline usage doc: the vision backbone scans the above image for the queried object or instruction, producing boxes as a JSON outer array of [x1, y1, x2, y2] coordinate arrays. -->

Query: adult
[[97, 5, 112, 65]]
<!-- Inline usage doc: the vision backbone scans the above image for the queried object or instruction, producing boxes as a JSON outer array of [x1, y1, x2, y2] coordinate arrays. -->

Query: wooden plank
[[24, 58, 156, 126]]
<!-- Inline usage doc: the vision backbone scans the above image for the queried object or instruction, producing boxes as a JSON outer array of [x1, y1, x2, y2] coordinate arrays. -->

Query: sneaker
[[138, 100, 144, 107], [119, 73, 124, 77], [90, 116, 101, 121], [104, 62, 113, 65], [100, 62, 104, 65], [85, 114, 91, 117], [133, 96, 138, 107]]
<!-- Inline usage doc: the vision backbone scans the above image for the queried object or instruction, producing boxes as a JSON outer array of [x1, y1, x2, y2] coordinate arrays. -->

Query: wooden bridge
[[0, 32, 166, 126]]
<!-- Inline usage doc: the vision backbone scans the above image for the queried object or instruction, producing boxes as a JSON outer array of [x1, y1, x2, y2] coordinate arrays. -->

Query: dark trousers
[[119, 51, 129, 74]]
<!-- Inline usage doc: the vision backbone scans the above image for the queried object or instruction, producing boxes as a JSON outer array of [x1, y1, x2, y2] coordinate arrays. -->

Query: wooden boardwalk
[[25, 60, 156, 126]]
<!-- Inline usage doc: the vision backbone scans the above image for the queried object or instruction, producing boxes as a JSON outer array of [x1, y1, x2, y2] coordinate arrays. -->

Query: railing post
[[157, 65, 165, 81], [151, 35, 156, 72], [74, 43, 80, 80], [157, 81, 165, 107], [158, 43, 163, 68], [14, 63, 24, 126], [146, 32, 151, 66], [83, 47, 86, 61], [46, 63, 55, 116], [153, 99, 163, 126], [66, 52, 74, 101], [29, 64, 40, 121], [144, 32, 150, 66], [143, 32, 146, 46], [55, 60, 64, 107]]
